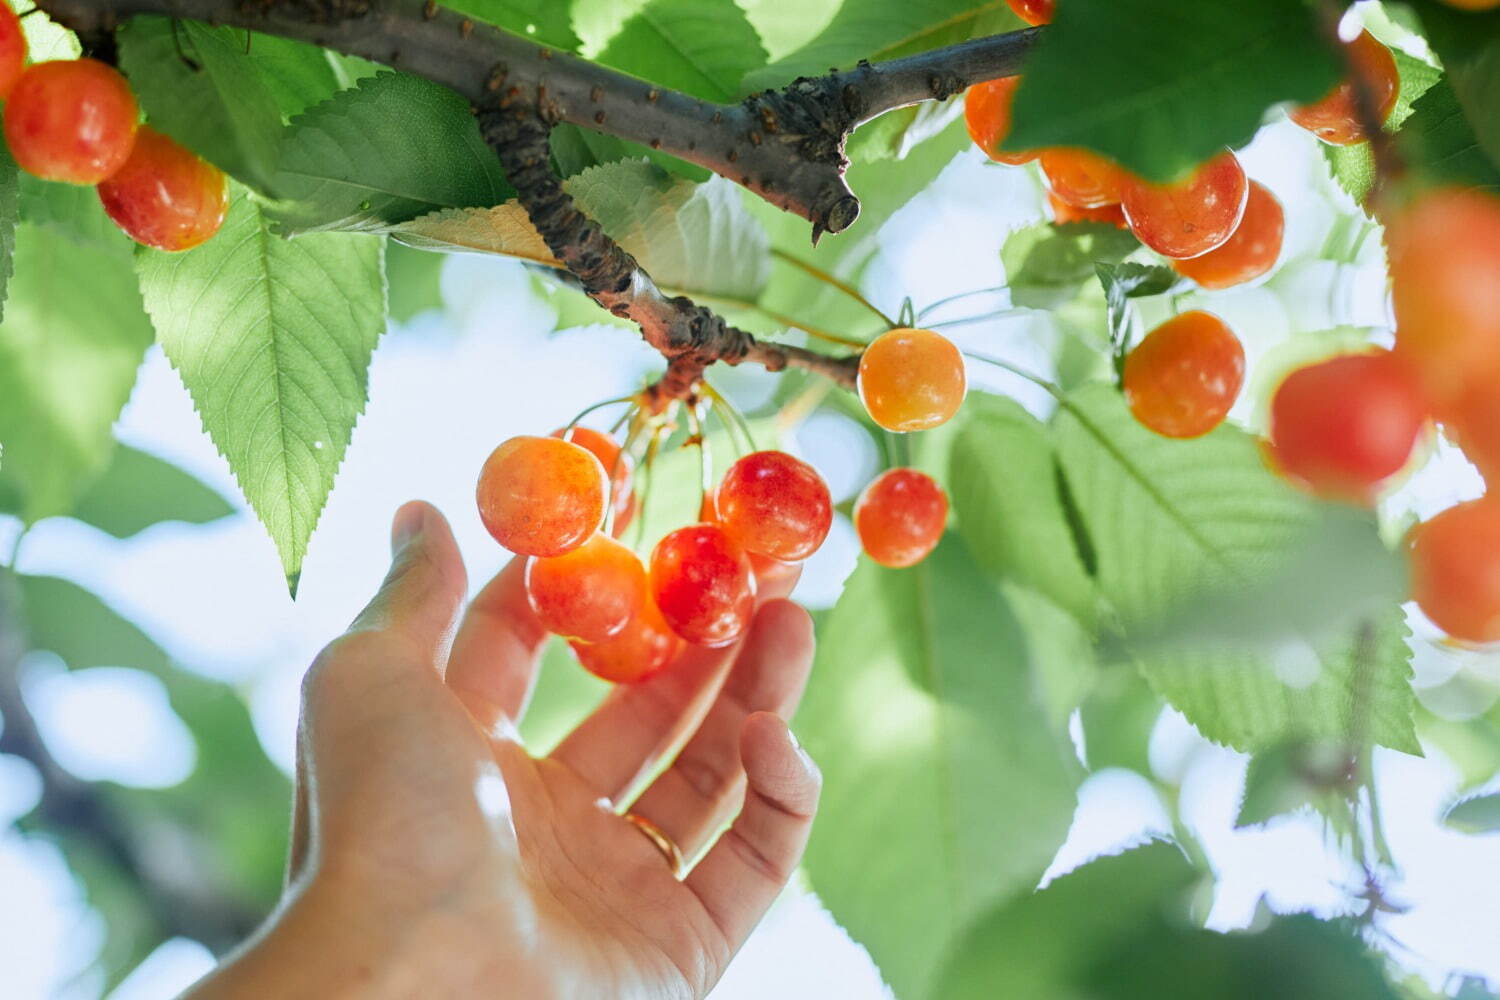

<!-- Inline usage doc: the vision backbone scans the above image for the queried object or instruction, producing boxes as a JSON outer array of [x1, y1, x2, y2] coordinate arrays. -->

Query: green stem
[[770, 248, 896, 328]]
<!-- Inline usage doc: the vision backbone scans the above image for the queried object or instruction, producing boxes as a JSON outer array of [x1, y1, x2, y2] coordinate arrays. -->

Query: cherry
[[1442, 385, 1500, 484], [748, 551, 800, 595], [5, 59, 139, 185], [571, 594, 682, 684], [1389, 188, 1500, 407], [1120, 151, 1247, 259], [1411, 498, 1500, 644], [854, 468, 948, 568], [96, 126, 228, 252], [1039, 149, 1128, 209], [0, 4, 27, 101], [650, 524, 756, 647], [552, 425, 637, 535], [476, 435, 608, 557], [1289, 30, 1399, 146], [1048, 191, 1127, 228], [1005, 0, 1054, 25], [1267, 350, 1429, 504], [714, 450, 833, 562], [1171, 181, 1284, 289], [525, 532, 647, 643], [964, 77, 1037, 166], [859, 328, 967, 432], [1123, 310, 1245, 439]]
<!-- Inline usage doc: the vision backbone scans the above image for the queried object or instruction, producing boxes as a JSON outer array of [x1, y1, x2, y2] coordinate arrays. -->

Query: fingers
[[444, 557, 551, 734], [624, 601, 814, 860], [685, 712, 820, 951], [347, 500, 469, 667]]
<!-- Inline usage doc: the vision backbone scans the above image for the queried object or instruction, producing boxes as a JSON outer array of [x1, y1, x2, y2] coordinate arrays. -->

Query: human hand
[[186, 501, 820, 1000]]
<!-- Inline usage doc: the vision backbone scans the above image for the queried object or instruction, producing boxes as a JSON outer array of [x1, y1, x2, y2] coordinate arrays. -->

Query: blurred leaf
[[1443, 792, 1500, 834], [596, 0, 767, 101], [267, 72, 515, 234], [0, 144, 15, 320], [1325, 47, 1442, 208], [1053, 386, 1418, 753], [798, 536, 1081, 1000], [0, 224, 152, 522], [1409, 1, 1500, 176], [136, 190, 385, 591], [69, 445, 235, 538], [385, 241, 446, 322], [1080, 669, 1162, 775], [1236, 742, 1356, 829], [18, 174, 132, 253], [1002, 221, 1139, 310], [1004, 0, 1341, 181], [446, 0, 581, 50], [1398, 76, 1500, 192], [1095, 261, 1176, 368]]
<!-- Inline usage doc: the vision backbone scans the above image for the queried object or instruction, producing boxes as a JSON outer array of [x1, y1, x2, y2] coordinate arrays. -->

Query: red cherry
[[714, 450, 833, 562], [1267, 350, 1430, 504], [650, 523, 756, 647], [0, 4, 27, 100], [525, 532, 647, 643], [854, 468, 948, 568], [1039, 148, 1129, 209], [1442, 384, 1500, 485], [1048, 191, 1128, 228], [1289, 30, 1399, 146], [1171, 181, 1284, 289], [1121, 151, 1248, 259], [1005, 0, 1054, 25], [748, 551, 801, 596], [571, 595, 683, 684], [1411, 498, 1500, 644], [5, 59, 139, 184], [476, 436, 607, 557], [1123, 311, 1245, 439], [858, 328, 968, 432], [96, 126, 228, 252], [552, 425, 637, 536], [964, 77, 1037, 166]]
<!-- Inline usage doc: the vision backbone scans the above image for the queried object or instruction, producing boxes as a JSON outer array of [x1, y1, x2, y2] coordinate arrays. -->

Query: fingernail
[[391, 502, 426, 554]]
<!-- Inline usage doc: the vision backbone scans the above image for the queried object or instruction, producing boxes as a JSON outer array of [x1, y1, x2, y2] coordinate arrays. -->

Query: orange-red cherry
[[553, 425, 637, 535], [525, 532, 647, 643], [859, 328, 967, 432], [0, 4, 27, 101], [5, 59, 140, 184], [1048, 191, 1128, 228], [1123, 311, 1245, 439], [96, 126, 228, 252], [650, 523, 756, 647], [1442, 385, 1500, 484], [1289, 30, 1399, 146], [1171, 181, 1284, 289], [714, 450, 833, 562], [571, 595, 683, 684], [1039, 149, 1129, 209], [1411, 498, 1500, 644], [1005, 0, 1054, 25], [1267, 351, 1429, 504], [1121, 151, 1248, 259], [854, 468, 948, 568], [476, 436, 608, 557], [964, 77, 1037, 166]]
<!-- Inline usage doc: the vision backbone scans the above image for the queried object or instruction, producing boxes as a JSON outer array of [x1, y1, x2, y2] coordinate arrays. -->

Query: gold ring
[[624, 813, 685, 879]]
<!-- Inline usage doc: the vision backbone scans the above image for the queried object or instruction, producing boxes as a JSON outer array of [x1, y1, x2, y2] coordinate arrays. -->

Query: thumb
[[349, 500, 469, 669]]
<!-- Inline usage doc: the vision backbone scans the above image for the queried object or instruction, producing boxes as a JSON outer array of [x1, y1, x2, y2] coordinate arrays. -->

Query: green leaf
[[0, 224, 153, 522], [596, 0, 767, 102], [1052, 385, 1418, 753], [136, 190, 385, 590], [1399, 76, 1500, 192], [0, 143, 16, 318], [18, 174, 132, 254], [9, 0, 78, 60], [394, 160, 771, 302], [118, 17, 287, 195], [1095, 261, 1177, 369], [69, 445, 235, 538], [267, 72, 515, 234], [948, 392, 1097, 625], [446, 0, 581, 50], [1443, 792, 1500, 834], [1324, 47, 1442, 208], [1236, 742, 1357, 829], [385, 240, 446, 322], [1410, 1, 1500, 176], [1002, 220, 1140, 310], [1079, 669, 1162, 774], [798, 536, 1081, 1000], [241, 34, 348, 118], [1005, 0, 1342, 181]]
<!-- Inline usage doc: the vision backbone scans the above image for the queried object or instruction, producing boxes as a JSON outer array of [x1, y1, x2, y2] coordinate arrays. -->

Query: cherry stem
[[687, 399, 714, 517], [915, 285, 1010, 320], [562, 395, 636, 436], [702, 381, 758, 455], [632, 422, 670, 551], [770, 248, 897, 329]]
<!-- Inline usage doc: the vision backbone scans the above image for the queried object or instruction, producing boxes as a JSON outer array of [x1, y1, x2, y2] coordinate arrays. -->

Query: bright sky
[[2, 118, 1499, 999]]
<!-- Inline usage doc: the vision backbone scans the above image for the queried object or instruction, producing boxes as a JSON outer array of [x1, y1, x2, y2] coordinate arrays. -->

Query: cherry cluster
[[0, 6, 226, 252]]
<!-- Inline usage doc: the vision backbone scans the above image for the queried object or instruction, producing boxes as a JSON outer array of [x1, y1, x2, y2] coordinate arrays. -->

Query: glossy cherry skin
[[1121, 151, 1248, 259], [525, 532, 647, 643], [5, 59, 139, 184], [1048, 191, 1127, 228], [714, 450, 833, 562], [1123, 311, 1245, 439], [964, 77, 1037, 165], [1039, 149, 1129, 209], [1005, 0, 1054, 25], [96, 126, 228, 252], [859, 328, 968, 432], [854, 468, 948, 568], [571, 594, 683, 684], [476, 436, 608, 557], [1411, 498, 1500, 644], [1171, 181, 1284, 289], [1289, 30, 1399, 146], [0, 4, 27, 100], [1389, 188, 1500, 407], [1267, 351, 1429, 504], [650, 523, 756, 648], [552, 425, 637, 535]]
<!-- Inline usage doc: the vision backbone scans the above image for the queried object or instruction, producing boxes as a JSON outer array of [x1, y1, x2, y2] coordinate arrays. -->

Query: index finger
[[444, 558, 550, 733]]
